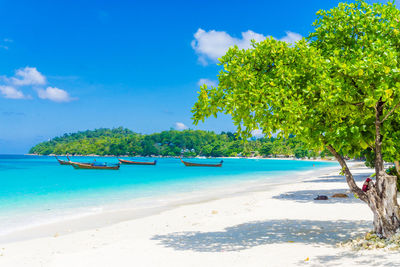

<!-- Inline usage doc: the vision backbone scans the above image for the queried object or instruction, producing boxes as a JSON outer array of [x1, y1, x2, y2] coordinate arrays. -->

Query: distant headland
[[29, 127, 328, 158]]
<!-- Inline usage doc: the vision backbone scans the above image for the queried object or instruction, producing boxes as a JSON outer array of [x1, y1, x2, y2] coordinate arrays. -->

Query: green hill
[[29, 127, 318, 158]]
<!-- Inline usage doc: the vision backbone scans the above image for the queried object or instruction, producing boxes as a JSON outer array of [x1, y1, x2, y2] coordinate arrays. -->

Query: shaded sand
[[1, 163, 400, 266]]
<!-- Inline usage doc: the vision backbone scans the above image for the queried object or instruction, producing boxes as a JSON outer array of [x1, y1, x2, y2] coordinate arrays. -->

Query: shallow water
[[0, 155, 337, 235]]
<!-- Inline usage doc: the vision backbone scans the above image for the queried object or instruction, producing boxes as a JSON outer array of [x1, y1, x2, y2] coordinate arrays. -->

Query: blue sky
[[0, 0, 390, 153]]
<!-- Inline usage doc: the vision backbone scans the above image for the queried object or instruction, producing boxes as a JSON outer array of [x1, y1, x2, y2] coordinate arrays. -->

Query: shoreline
[[0, 163, 340, 244], [24, 153, 339, 161], [2, 162, 399, 266]]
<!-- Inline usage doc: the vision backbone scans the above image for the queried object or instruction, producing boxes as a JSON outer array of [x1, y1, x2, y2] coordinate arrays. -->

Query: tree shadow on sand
[[272, 189, 363, 204], [303, 173, 370, 184], [151, 220, 370, 252]]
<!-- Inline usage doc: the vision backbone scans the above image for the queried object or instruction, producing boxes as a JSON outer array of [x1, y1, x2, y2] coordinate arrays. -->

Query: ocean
[[0, 155, 338, 237]]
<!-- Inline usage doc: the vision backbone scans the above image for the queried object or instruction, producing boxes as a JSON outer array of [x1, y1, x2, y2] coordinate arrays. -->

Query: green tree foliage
[[192, 1, 400, 237], [29, 127, 316, 158]]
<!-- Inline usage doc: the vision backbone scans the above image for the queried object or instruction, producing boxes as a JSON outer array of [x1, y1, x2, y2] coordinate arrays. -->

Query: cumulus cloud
[[38, 87, 73, 102], [197, 78, 217, 88], [11, 67, 46, 86], [0, 85, 27, 99], [175, 122, 188, 130], [191, 28, 302, 65], [279, 31, 303, 44], [251, 129, 264, 138], [0, 67, 75, 102], [191, 28, 266, 65]]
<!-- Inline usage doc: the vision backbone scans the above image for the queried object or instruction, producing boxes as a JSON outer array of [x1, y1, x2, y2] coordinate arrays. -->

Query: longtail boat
[[55, 156, 71, 165], [118, 158, 157, 165], [180, 157, 223, 167], [55, 156, 92, 166], [71, 162, 120, 170]]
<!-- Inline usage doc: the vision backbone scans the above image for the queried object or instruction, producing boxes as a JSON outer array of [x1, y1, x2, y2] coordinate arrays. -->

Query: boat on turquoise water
[[118, 158, 157, 165], [180, 157, 223, 167], [55, 156, 71, 165], [55, 155, 93, 166], [71, 162, 120, 170]]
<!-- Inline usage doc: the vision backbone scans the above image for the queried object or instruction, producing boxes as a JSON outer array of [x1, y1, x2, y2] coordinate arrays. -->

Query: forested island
[[29, 127, 328, 158]]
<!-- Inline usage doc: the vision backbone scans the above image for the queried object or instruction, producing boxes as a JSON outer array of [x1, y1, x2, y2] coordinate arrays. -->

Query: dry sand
[[1, 163, 399, 267]]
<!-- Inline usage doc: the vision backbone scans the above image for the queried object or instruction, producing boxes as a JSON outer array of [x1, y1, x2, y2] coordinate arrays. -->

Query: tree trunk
[[374, 100, 385, 180], [370, 100, 400, 237], [394, 160, 400, 177], [366, 173, 400, 237], [326, 144, 400, 238]]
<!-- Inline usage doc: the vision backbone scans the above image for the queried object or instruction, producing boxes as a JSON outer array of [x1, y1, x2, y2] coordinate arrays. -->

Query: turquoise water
[[0, 155, 338, 235]]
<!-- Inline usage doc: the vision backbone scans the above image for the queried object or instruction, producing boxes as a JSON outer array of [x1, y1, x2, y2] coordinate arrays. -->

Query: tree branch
[[350, 102, 364, 106], [326, 144, 368, 202], [381, 101, 400, 123]]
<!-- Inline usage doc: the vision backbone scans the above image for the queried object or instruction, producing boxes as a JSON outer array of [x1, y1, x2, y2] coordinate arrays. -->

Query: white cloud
[[175, 122, 188, 130], [38, 87, 73, 102], [279, 31, 302, 44], [0, 67, 74, 102], [197, 78, 217, 88], [0, 45, 8, 50], [191, 28, 266, 65], [0, 85, 26, 99], [251, 129, 264, 138], [191, 28, 302, 65], [11, 67, 46, 86], [3, 38, 13, 43]]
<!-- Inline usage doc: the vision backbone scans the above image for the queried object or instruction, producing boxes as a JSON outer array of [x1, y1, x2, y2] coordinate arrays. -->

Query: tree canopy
[[192, 0, 400, 237], [194, 1, 400, 160]]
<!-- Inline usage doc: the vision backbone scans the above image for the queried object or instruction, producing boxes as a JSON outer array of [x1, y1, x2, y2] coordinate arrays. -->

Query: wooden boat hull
[[118, 159, 157, 165], [71, 162, 120, 170], [56, 156, 73, 165], [180, 157, 223, 167], [57, 159, 72, 165]]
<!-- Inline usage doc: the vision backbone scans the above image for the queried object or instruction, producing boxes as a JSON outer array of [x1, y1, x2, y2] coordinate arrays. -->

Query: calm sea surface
[[0, 155, 338, 235]]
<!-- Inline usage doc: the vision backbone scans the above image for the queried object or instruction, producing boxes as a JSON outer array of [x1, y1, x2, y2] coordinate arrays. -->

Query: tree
[[260, 142, 273, 156], [192, 1, 400, 238]]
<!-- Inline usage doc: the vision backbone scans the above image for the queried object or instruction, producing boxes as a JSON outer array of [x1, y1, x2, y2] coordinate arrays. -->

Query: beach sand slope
[[1, 165, 400, 267]]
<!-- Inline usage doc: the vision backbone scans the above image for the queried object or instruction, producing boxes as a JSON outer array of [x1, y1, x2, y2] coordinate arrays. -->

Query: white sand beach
[[1, 163, 399, 267]]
